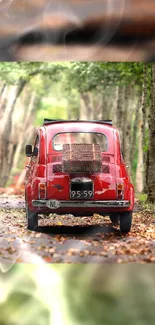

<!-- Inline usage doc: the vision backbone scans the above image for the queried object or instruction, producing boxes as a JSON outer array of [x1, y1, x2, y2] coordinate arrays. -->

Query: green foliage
[[36, 99, 68, 126], [0, 62, 150, 184], [0, 62, 146, 90], [63, 264, 155, 325], [0, 62, 67, 85], [137, 193, 155, 214], [1, 264, 155, 325], [143, 129, 149, 153], [0, 265, 50, 325], [0, 62, 145, 95], [65, 62, 144, 92], [137, 193, 147, 203]]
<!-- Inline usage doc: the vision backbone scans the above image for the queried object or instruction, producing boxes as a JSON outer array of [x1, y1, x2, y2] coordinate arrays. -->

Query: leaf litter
[[0, 195, 154, 264]]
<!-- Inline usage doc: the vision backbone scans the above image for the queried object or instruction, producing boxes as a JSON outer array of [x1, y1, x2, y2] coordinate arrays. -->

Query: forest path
[[0, 195, 154, 265]]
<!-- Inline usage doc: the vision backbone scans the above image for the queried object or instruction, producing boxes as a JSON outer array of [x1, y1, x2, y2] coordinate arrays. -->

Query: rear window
[[53, 132, 107, 152]]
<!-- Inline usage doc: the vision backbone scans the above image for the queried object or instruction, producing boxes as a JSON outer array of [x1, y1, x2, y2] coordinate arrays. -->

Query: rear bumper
[[32, 199, 130, 209]]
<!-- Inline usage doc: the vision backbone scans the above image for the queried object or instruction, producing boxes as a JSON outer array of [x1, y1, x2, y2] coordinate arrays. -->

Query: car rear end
[[32, 120, 134, 217]]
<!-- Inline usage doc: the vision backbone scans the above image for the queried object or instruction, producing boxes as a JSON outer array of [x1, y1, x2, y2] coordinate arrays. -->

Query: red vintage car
[[25, 119, 134, 233]]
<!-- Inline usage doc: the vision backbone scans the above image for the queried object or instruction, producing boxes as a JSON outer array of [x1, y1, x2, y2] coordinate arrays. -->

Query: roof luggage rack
[[43, 119, 112, 126]]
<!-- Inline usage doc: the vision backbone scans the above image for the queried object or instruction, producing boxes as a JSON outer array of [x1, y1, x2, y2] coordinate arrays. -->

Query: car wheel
[[120, 211, 132, 234], [26, 204, 38, 231], [109, 214, 119, 224]]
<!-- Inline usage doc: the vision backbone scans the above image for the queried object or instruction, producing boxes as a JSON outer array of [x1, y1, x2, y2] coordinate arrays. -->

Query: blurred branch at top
[[0, 0, 155, 61]]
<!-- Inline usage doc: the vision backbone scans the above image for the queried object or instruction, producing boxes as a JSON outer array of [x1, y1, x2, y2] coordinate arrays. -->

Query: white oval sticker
[[46, 200, 60, 209]]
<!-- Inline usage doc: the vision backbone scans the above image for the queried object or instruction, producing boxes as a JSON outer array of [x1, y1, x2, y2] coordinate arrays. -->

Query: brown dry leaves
[[0, 196, 154, 264]]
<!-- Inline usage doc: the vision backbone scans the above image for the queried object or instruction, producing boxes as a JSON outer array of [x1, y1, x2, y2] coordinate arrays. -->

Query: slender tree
[[141, 63, 148, 192], [146, 63, 155, 202]]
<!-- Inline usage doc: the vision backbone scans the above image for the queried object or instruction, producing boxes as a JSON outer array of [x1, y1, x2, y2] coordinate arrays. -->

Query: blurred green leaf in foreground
[[0, 263, 155, 325]]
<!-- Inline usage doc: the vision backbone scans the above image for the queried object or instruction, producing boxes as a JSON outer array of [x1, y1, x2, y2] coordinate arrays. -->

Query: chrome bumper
[[32, 200, 130, 209]]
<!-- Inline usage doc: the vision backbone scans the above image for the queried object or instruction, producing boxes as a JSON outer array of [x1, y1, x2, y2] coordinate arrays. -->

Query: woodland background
[[0, 62, 155, 325], [0, 62, 155, 202]]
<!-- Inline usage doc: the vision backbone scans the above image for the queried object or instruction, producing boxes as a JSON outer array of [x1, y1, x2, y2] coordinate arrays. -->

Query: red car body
[[25, 119, 134, 233]]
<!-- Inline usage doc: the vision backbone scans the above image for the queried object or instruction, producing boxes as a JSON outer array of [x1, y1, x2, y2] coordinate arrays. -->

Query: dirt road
[[0, 195, 154, 265]]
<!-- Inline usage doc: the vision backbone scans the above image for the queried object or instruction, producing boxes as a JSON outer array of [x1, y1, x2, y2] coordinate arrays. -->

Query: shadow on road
[[37, 223, 121, 239]]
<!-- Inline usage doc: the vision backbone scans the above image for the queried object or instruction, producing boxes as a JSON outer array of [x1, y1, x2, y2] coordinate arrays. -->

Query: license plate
[[46, 200, 60, 209], [70, 190, 93, 199]]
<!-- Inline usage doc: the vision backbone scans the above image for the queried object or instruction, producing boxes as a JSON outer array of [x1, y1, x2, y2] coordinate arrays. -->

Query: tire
[[109, 214, 119, 224], [26, 204, 38, 231], [120, 211, 132, 234]]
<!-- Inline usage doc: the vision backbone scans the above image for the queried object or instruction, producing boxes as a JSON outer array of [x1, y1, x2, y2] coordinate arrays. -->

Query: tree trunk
[[12, 91, 36, 171], [80, 92, 93, 120], [122, 85, 132, 175], [0, 84, 8, 121], [116, 85, 125, 147], [111, 86, 119, 126], [0, 80, 26, 187], [16, 168, 26, 190], [101, 87, 114, 121], [92, 91, 102, 120], [0, 85, 19, 186], [141, 63, 148, 192], [136, 118, 143, 193], [0, 83, 6, 102], [130, 92, 141, 165], [146, 63, 155, 202]]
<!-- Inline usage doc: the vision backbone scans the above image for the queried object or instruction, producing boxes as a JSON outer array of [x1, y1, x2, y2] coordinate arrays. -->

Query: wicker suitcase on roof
[[62, 143, 102, 173]]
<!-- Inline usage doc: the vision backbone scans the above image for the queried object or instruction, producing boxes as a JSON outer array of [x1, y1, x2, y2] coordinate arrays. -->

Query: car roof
[[42, 119, 118, 130], [41, 119, 118, 136], [43, 119, 113, 127]]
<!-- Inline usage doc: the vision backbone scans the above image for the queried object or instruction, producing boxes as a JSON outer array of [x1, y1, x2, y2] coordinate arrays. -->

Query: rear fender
[[116, 177, 134, 210], [26, 178, 46, 211], [124, 183, 134, 211], [129, 183, 134, 210]]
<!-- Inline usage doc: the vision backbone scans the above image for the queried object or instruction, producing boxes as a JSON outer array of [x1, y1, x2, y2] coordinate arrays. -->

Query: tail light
[[102, 156, 110, 163], [116, 183, 124, 200], [38, 183, 46, 199]]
